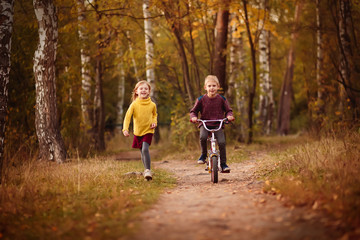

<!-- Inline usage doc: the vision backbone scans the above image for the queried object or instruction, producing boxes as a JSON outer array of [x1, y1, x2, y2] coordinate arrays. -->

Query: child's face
[[204, 80, 219, 98], [136, 83, 150, 99]]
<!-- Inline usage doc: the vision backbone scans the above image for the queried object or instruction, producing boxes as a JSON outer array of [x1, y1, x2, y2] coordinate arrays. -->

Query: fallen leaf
[[259, 198, 266, 203]]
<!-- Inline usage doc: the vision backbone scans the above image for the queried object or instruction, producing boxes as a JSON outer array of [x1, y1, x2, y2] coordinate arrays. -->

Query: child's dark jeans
[[199, 125, 227, 164]]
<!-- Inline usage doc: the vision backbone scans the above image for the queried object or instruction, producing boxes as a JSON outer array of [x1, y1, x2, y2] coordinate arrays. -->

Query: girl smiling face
[[204, 79, 219, 98], [136, 82, 150, 99]]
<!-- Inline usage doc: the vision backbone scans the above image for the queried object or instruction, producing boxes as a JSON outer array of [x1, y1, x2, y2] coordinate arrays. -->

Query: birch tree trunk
[[93, 1, 105, 151], [116, 52, 125, 132], [0, 0, 14, 183], [258, 0, 274, 135], [242, 0, 257, 144], [258, 26, 270, 132], [33, 0, 66, 162], [315, 0, 324, 115], [228, 17, 246, 142], [143, 0, 160, 143], [77, 0, 93, 131], [143, 0, 155, 98], [212, 0, 230, 94], [277, 1, 303, 135]]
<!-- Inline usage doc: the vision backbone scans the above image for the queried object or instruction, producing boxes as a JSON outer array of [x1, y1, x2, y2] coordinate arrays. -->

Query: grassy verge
[[258, 132, 360, 233], [0, 156, 176, 239]]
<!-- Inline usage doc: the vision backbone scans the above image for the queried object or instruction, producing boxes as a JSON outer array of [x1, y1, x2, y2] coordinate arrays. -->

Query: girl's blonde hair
[[132, 80, 151, 101], [204, 75, 220, 86]]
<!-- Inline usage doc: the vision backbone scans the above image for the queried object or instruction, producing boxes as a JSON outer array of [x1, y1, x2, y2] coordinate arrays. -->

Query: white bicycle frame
[[197, 118, 228, 172]]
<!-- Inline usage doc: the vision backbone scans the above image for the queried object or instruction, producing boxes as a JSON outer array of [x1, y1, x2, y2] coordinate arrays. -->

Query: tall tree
[[258, 0, 273, 135], [212, 0, 230, 94], [33, 0, 67, 162], [93, 0, 105, 151], [277, 1, 303, 135], [77, 0, 93, 133], [242, 0, 257, 143], [315, 0, 324, 116], [143, 0, 155, 98], [0, 0, 14, 183], [337, 0, 359, 118], [161, 0, 194, 105], [116, 51, 125, 132]]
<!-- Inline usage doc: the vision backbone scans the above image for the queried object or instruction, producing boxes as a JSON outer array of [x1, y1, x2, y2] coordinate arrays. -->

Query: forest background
[[1, 0, 360, 171]]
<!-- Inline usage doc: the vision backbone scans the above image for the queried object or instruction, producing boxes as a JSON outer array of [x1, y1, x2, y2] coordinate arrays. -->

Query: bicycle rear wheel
[[211, 156, 218, 183]]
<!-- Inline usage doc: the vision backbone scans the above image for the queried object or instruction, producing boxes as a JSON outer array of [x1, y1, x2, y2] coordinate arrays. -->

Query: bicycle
[[197, 118, 229, 183]]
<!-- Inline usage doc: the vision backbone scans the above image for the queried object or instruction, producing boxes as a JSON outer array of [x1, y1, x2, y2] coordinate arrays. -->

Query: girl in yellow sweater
[[122, 80, 157, 180]]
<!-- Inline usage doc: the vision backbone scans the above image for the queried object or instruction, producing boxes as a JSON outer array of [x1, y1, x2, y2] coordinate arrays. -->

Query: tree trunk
[[315, 0, 324, 116], [242, 0, 257, 144], [258, 0, 274, 135], [143, 0, 156, 98], [93, 1, 105, 151], [228, 16, 246, 142], [143, 0, 160, 143], [0, 0, 14, 183], [126, 31, 141, 82], [116, 52, 125, 132], [277, 1, 303, 135], [33, 0, 67, 162], [77, 0, 93, 132], [162, 2, 194, 106], [212, 0, 230, 94], [338, 0, 359, 118]]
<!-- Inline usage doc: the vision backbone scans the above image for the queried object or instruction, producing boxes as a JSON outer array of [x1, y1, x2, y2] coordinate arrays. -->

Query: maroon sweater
[[190, 94, 233, 127]]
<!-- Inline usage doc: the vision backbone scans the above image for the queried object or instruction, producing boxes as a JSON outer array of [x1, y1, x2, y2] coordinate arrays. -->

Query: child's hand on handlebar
[[227, 116, 235, 122], [190, 117, 198, 123]]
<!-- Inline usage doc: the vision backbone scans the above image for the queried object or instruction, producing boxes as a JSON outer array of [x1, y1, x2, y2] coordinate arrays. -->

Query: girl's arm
[[122, 104, 134, 136], [151, 104, 158, 128]]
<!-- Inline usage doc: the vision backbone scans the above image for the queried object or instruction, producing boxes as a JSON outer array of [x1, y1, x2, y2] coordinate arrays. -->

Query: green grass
[[0, 156, 176, 239]]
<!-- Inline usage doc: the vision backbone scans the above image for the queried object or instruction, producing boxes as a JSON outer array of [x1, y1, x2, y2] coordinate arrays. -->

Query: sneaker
[[197, 154, 207, 164], [144, 169, 152, 180], [220, 163, 231, 173]]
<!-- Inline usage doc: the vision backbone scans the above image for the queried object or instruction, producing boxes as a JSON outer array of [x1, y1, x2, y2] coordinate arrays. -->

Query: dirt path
[[126, 152, 343, 240]]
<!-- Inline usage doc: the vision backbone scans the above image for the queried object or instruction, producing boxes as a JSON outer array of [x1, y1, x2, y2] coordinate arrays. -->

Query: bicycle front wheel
[[211, 156, 218, 183]]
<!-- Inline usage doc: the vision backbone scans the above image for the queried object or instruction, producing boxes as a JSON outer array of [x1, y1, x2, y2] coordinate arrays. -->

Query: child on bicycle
[[190, 75, 235, 172], [123, 80, 157, 180]]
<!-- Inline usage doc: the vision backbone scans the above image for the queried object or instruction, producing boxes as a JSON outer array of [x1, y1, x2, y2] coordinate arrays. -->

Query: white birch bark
[[258, 0, 274, 135], [316, 0, 323, 103], [116, 52, 125, 131], [0, 0, 14, 182], [258, 27, 268, 128], [33, 0, 66, 162], [77, 0, 92, 129], [143, 0, 155, 98]]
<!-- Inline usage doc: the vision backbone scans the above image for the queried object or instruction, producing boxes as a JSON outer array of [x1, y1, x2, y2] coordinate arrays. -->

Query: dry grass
[[0, 155, 175, 239], [261, 132, 360, 231]]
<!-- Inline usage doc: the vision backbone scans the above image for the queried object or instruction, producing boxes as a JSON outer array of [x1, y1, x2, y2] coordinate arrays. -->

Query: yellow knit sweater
[[122, 97, 157, 136]]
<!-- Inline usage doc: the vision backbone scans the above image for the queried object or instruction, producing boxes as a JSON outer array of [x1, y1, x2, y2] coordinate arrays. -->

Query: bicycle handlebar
[[196, 118, 228, 132]]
